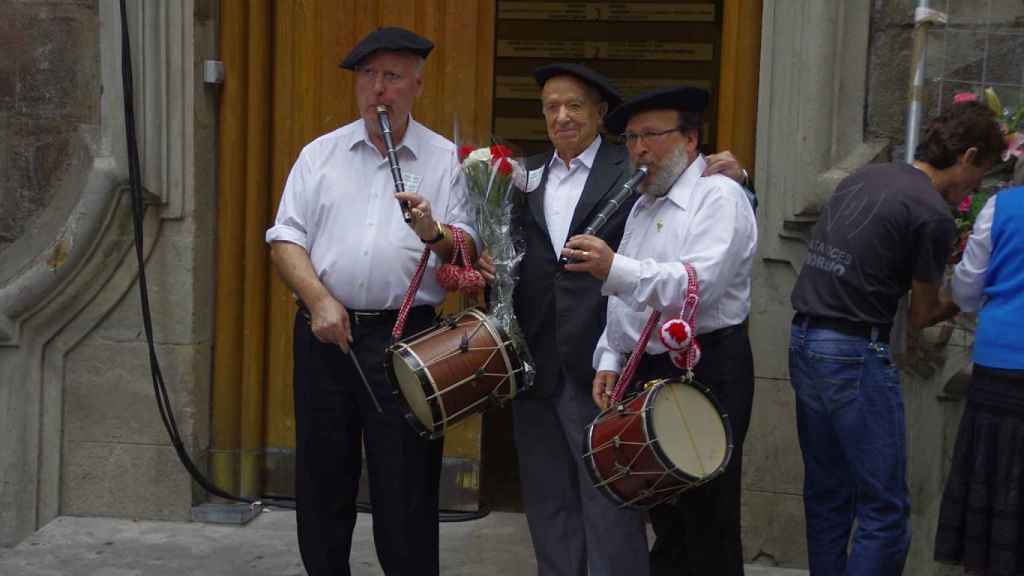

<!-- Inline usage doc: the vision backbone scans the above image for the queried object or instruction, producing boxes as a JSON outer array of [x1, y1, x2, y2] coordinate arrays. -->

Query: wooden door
[[213, 0, 495, 502]]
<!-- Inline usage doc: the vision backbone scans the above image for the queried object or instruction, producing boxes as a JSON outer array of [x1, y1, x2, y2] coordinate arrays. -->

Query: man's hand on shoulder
[[703, 150, 748, 186]]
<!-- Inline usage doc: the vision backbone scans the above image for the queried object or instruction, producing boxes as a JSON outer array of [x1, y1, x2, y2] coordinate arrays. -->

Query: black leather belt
[[297, 304, 434, 326], [697, 320, 747, 347], [793, 313, 892, 343]]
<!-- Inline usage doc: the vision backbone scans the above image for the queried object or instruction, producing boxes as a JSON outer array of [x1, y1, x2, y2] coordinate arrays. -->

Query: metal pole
[[905, 0, 931, 163]]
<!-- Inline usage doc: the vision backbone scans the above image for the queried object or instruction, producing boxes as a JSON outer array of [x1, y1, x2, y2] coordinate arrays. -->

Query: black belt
[[793, 313, 892, 343], [697, 320, 747, 347], [640, 321, 747, 373], [298, 304, 434, 326]]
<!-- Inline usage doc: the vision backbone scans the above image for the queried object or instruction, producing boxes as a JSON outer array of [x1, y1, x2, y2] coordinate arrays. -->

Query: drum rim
[[646, 377, 735, 485], [384, 341, 445, 439]]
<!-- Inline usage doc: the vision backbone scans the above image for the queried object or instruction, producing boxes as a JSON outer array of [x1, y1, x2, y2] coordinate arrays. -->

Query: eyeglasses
[[620, 127, 682, 146], [355, 66, 404, 86]]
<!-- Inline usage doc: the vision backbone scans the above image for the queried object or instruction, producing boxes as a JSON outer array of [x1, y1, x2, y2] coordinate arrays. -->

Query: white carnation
[[467, 147, 492, 163]]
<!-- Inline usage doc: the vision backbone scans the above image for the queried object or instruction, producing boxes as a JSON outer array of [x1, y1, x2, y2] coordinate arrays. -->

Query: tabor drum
[[582, 377, 733, 509], [385, 307, 526, 439]]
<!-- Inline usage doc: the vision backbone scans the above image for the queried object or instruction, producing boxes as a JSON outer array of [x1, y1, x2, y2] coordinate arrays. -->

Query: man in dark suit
[[478, 63, 748, 576]]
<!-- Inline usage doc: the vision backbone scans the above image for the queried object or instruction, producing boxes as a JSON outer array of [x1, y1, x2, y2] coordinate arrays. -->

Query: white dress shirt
[[265, 117, 477, 309], [543, 135, 602, 255], [951, 194, 996, 312], [594, 154, 758, 373]]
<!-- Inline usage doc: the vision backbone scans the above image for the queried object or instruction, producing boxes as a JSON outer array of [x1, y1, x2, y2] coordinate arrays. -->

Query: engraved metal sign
[[497, 39, 712, 61], [499, 2, 716, 22]]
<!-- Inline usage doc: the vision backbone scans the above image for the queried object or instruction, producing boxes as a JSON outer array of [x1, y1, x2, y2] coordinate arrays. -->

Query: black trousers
[[634, 324, 755, 576], [292, 307, 442, 576]]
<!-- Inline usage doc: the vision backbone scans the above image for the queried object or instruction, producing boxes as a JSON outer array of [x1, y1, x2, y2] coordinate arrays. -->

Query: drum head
[[390, 347, 435, 432], [650, 380, 728, 480]]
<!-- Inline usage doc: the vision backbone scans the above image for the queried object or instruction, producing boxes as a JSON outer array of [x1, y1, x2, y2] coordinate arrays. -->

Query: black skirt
[[934, 364, 1024, 576]]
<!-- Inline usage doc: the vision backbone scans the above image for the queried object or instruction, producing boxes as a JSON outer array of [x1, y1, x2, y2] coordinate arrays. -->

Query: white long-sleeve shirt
[[594, 154, 758, 373], [266, 117, 477, 309], [951, 194, 996, 312]]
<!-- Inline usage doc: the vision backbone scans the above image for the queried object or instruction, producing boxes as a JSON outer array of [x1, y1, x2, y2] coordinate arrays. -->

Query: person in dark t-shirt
[[788, 101, 1006, 576]]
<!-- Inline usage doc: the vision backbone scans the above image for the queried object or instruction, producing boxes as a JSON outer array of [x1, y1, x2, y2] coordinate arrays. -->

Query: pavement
[[0, 510, 809, 575]]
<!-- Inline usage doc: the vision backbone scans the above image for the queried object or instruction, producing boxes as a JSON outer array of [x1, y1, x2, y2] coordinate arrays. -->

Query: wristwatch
[[422, 221, 446, 245]]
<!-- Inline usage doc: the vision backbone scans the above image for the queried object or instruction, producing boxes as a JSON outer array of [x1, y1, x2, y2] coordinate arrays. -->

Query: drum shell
[[386, 308, 522, 438], [582, 378, 733, 509]]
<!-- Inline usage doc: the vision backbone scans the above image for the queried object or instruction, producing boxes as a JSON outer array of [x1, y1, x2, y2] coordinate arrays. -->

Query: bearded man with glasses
[[563, 86, 758, 576]]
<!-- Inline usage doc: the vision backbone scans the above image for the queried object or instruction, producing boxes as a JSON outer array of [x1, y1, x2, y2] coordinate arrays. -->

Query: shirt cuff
[[265, 225, 308, 249], [602, 253, 642, 297], [596, 350, 623, 373]]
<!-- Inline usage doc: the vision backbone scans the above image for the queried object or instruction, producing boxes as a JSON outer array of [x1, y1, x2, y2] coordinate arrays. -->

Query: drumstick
[[349, 348, 383, 413]]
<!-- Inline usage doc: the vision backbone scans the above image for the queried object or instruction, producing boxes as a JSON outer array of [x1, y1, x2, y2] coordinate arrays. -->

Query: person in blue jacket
[[934, 165, 1024, 576]]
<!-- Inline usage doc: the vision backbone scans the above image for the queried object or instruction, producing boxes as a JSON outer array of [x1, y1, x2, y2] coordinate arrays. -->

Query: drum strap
[[392, 226, 479, 343], [610, 262, 700, 403], [610, 310, 662, 403], [392, 246, 433, 343]]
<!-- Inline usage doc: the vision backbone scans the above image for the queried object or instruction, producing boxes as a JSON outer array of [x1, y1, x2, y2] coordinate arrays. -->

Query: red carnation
[[958, 194, 972, 214], [490, 144, 512, 158], [496, 157, 513, 176], [458, 145, 474, 162]]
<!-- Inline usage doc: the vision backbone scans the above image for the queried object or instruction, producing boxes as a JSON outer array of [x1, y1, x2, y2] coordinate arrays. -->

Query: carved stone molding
[[0, 0, 193, 348], [0, 0, 196, 546], [755, 0, 882, 261]]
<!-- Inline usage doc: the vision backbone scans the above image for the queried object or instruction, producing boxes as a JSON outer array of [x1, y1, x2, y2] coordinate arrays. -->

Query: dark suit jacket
[[513, 139, 638, 398]]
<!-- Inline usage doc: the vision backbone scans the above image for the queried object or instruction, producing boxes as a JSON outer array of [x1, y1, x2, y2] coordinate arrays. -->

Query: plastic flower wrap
[[459, 144, 534, 388]]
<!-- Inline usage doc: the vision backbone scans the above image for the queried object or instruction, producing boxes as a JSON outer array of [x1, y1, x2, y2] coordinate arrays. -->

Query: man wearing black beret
[[479, 66, 749, 575], [267, 26, 477, 576], [564, 86, 757, 576]]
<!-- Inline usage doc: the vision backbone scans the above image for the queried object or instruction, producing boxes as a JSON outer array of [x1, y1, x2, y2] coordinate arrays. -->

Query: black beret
[[339, 27, 434, 70], [604, 86, 710, 135], [533, 63, 623, 110]]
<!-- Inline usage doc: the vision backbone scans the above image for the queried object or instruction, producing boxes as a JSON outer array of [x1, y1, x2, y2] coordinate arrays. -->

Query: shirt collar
[[548, 135, 602, 171], [663, 153, 707, 210], [349, 115, 421, 160]]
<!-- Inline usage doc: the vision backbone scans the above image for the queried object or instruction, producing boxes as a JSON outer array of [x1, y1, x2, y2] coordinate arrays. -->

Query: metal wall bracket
[[203, 60, 224, 85]]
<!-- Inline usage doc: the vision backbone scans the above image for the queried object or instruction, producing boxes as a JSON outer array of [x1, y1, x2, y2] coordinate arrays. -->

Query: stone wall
[[0, 0, 99, 255], [0, 0, 217, 547]]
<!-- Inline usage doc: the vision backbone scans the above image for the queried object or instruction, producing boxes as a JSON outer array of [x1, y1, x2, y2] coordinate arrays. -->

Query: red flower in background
[[458, 145, 474, 162], [953, 92, 979, 104], [958, 194, 973, 214]]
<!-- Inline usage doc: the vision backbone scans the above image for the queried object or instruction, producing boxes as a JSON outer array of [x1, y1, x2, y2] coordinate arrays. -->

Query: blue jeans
[[789, 322, 911, 576]]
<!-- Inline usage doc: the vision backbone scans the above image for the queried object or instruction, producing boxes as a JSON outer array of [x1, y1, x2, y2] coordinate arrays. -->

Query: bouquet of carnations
[[459, 143, 534, 386]]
